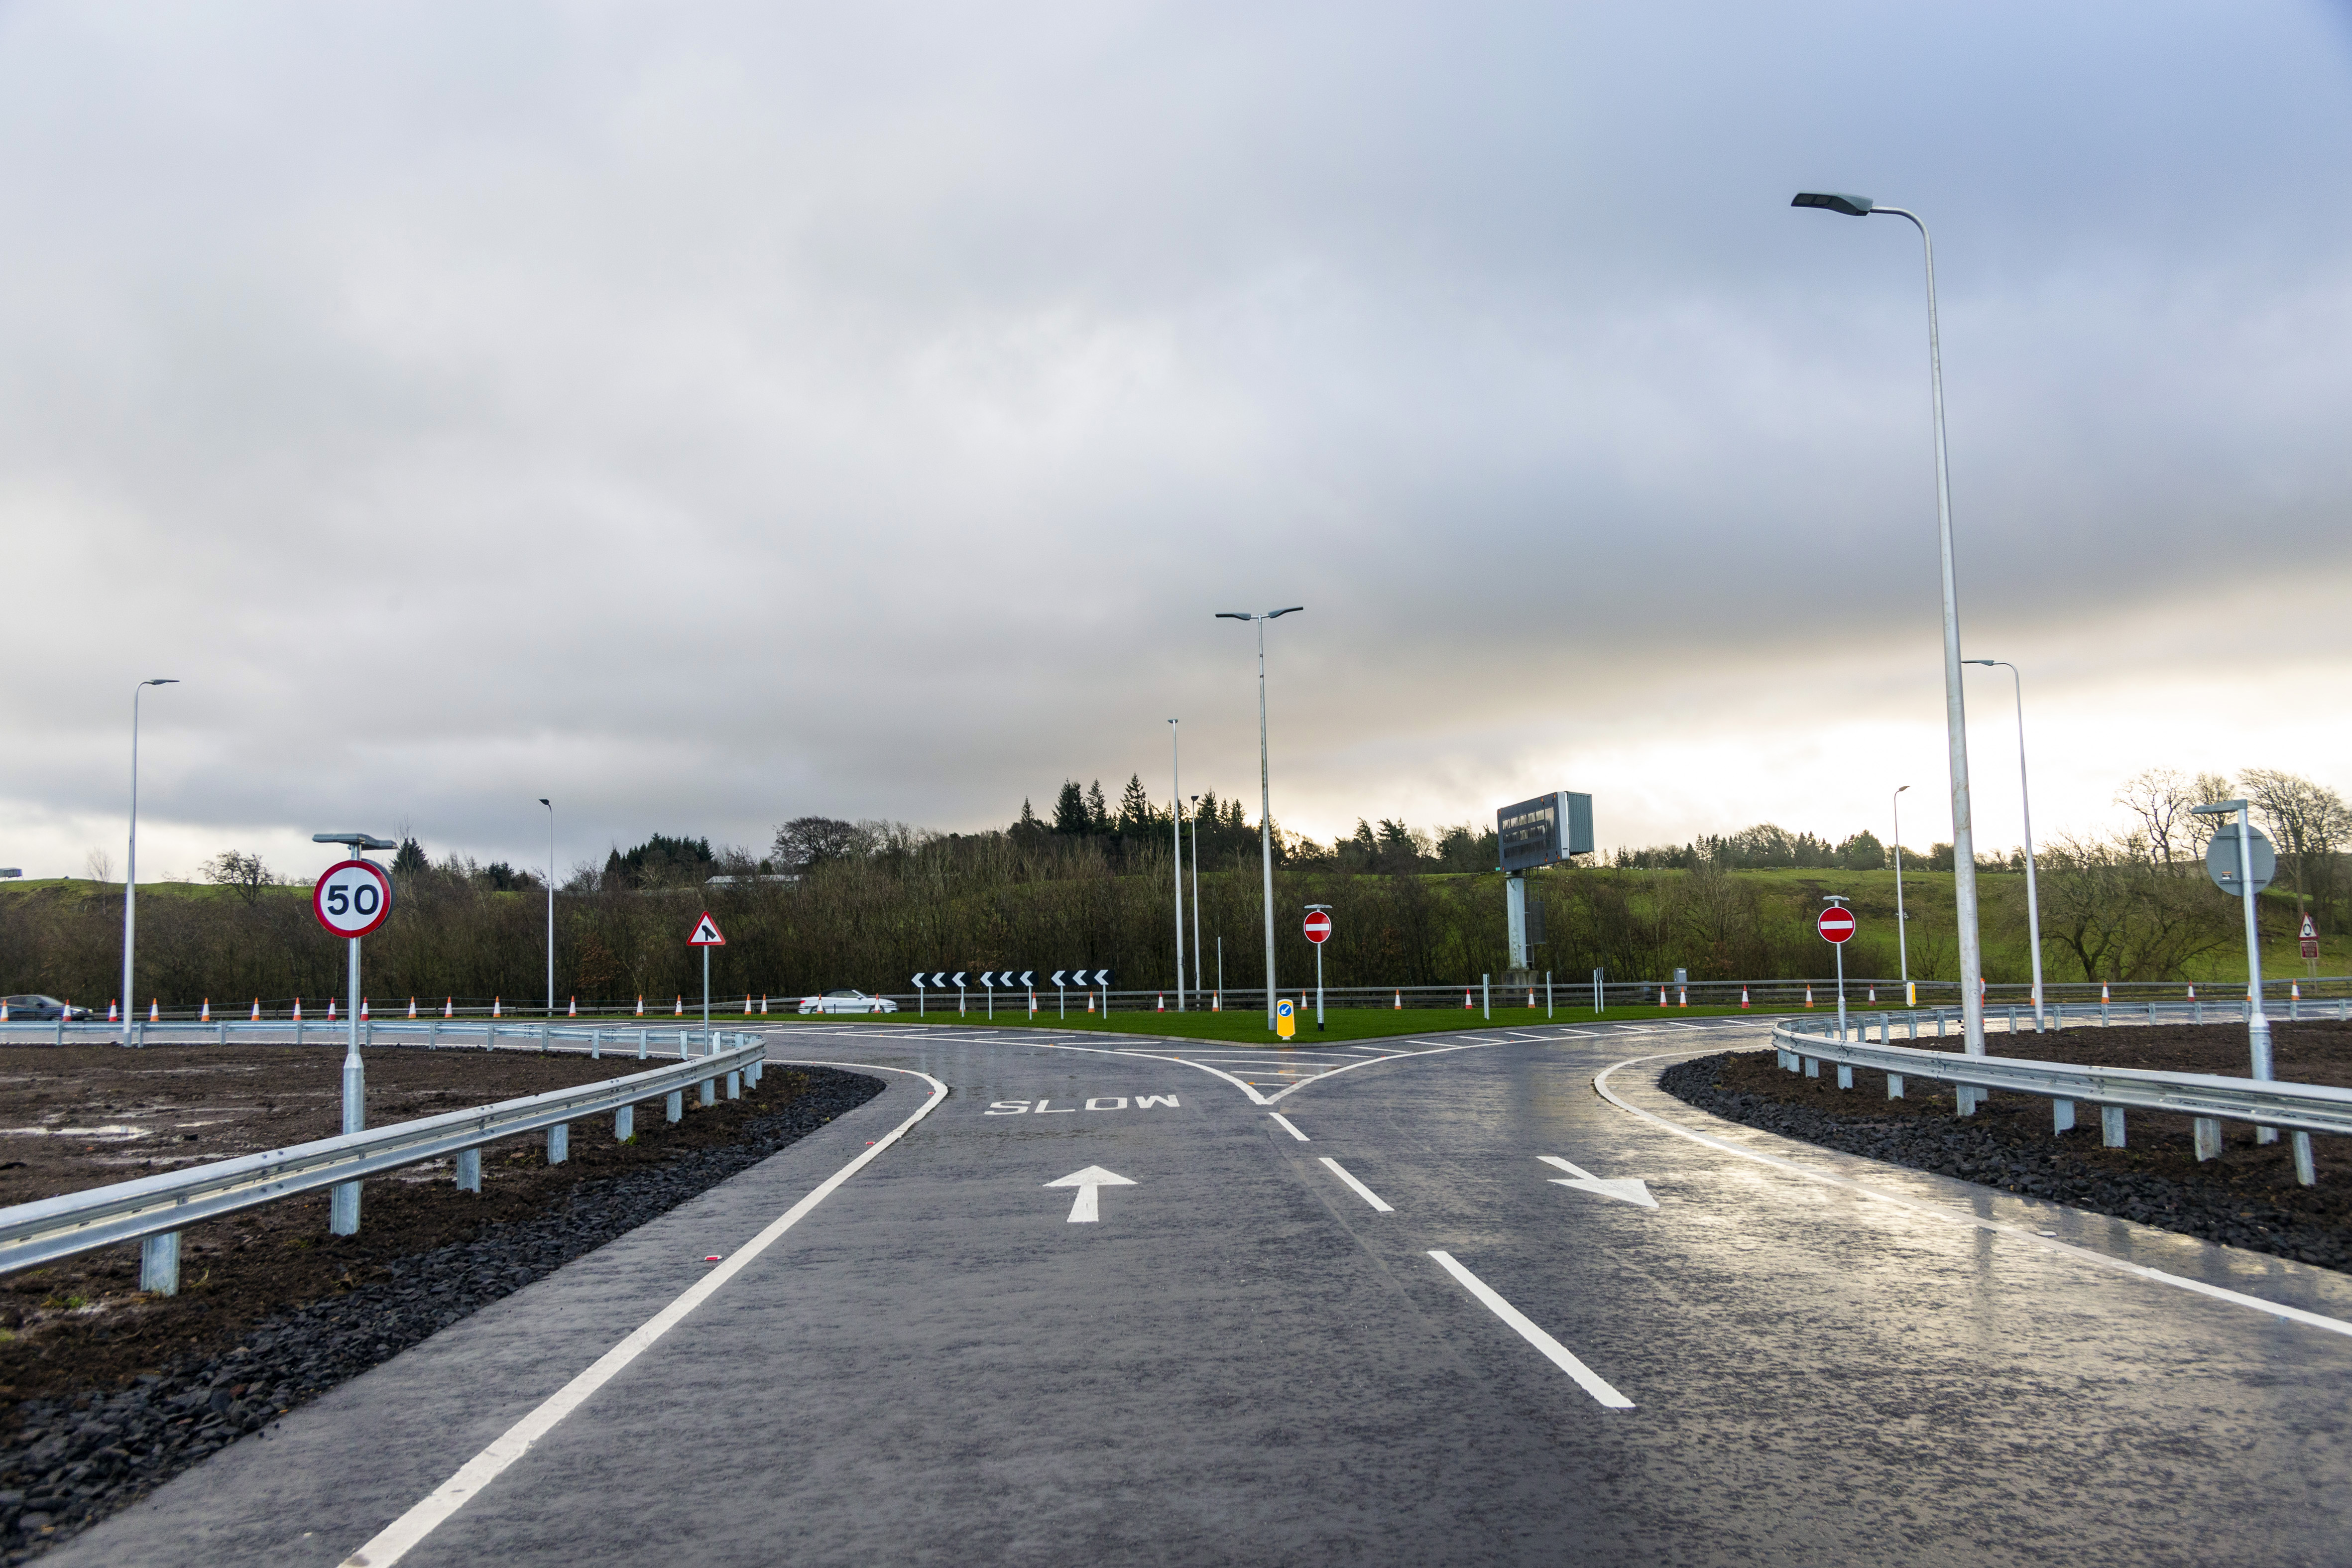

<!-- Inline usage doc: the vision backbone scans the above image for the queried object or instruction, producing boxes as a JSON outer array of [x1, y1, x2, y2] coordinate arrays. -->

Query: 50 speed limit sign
[[313, 859, 395, 938]]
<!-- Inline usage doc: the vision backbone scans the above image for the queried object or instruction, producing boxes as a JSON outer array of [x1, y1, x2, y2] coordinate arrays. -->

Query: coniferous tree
[[1117, 774, 1154, 836], [1086, 780, 1111, 835], [1053, 781, 1090, 836]]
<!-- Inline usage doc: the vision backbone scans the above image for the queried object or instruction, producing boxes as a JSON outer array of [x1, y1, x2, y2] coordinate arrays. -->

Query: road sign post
[[310, 834, 397, 1235], [1818, 899, 1856, 1042], [1303, 907, 1331, 1031], [688, 912, 726, 1046], [2195, 801, 2277, 1110], [2304, 913, 2321, 971]]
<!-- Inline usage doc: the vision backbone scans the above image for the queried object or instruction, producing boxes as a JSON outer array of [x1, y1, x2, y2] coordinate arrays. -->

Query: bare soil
[[1660, 1020, 2352, 1270]]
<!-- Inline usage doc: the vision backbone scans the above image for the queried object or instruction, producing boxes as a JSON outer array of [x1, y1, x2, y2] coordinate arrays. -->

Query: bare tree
[[84, 848, 115, 884], [2240, 768, 2352, 930], [202, 850, 279, 906], [2038, 831, 2237, 981], [2115, 768, 2224, 866]]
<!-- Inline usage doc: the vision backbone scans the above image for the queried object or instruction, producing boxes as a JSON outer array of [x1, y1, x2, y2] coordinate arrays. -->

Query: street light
[[1794, 190, 1987, 1056], [1892, 784, 1910, 999], [539, 799, 554, 1016], [1188, 794, 1203, 995], [1968, 660, 2044, 1031], [1216, 606, 1303, 1032], [1168, 720, 1185, 1013], [122, 678, 179, 1039]]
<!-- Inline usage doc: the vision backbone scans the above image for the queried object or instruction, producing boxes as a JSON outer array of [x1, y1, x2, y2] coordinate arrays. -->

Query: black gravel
[[1659, 1053, 2352, 1273], [0, 1067, 882, 1562]]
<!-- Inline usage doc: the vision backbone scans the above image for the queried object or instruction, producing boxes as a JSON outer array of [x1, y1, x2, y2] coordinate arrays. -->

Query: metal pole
[[1892, 785, 1910, 993], [1258, 619, 1277, 1031], [121, 680, 175, 1042], [1980, 663, 2045, 1031], [2240, 808, 2273, 1085], [1314, 939, 1324, 1030], [540, 799, 555, 1015], [1170, 720, 1185, 1012], [703, 945, 710, 1041], [332, 931, 363, 1233], [1835, 936, 1847, 1042], [1189, 797, 1203, 995]]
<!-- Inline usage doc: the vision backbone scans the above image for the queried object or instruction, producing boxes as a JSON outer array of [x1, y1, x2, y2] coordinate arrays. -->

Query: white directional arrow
[[1538, 1155, 1657, 1208], [1051, 970, 1066, 986], [1045, 1165, 1136, 1223]]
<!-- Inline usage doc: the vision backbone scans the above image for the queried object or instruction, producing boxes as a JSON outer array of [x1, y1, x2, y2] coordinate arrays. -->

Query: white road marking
[[1267, 1112, 1309, 1142], [1592, 1052, 2352, 1342], [1538, 1154, 1658, 1208], [1427, 1250, 1634, 1409], [1319, 1156, 1393, 1212], [336, 1062, 949, 1568], [1044, 1164, 1136, 1222]]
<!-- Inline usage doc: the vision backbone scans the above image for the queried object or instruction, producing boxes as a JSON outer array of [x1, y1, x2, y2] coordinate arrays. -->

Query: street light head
[[1964, 659, 1996, 666], [313, 832, 397, 851], [1268, 606, 1304, 618], [1896, 784, 1910, 794], [1215, 612, 1251, 621], [2190, 800, 2248, 816], [145, 678, 179, 687], [538, 798, 551, 807], [1792, 191, 1874, 217]]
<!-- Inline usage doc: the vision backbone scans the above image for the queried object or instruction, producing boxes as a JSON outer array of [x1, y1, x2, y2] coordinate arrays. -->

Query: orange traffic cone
[[2186, 984, 2196, 999], [444, 997, 454, 1018], [200, 998, 211, 1022], [359, 997, 370, 1020], [2292, 981, 2302, 1000], [567, 997, 578, 1018], [250, 999, 261, 1020], [1868, 986, 1877, 1002], [407, 998, 418, 1019], [1658, 988, 1668, 1008], [1029, 989, 1038, 1015], [2100, 982, 2110, 1003], [1087, 992, 1096, 1013], [742, 994, 751, 1016], [1157, 993, 1166, 1011], [1527, 989, 1535, 1008], [760, 995, 769, 1015], [493, 997, 502, 1017], [149, 999, 161, 1022], [1679, 988, 1688, 1007], [635, 995, 645, 1017], [1804, 986, 1814, 1008], [1212, 992, 1221, 1011], [1741, 987, 1751, 1009], [108, 999, 119, 1022], [1393, 989, 1402, 1010], [674, 996, 683, 1016], [1463, 989, 1472, 1009], [293, 998, 303, 1020], [327, 999, 338, 1021]]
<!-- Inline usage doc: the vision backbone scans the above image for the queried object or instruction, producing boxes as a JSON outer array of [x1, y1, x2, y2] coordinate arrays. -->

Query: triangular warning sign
[[2304, 915, 2319, 940], [688, 911, 726, 946]]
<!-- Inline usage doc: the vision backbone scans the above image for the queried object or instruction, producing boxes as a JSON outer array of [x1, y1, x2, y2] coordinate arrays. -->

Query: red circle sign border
[[1816, 908, 1856, 945], [1303, 912, 1333, 944], [313, 859, 395, 939]]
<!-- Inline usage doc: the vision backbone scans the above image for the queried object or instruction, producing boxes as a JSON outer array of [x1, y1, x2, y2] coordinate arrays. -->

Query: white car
[[798, 989, 897, 1015]]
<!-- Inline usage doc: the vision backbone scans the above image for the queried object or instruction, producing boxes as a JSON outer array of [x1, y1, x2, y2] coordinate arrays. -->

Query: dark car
[[1, 994, 90, 1021]]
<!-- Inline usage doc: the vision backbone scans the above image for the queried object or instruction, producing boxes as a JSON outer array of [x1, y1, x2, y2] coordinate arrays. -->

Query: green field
[[766, 1001, 1761, 1045]]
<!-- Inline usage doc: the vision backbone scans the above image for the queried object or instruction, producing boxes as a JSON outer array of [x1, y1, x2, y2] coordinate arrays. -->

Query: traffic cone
[[293, 999, 302, 1020], [359, 997, 369, 1020], [1029, 989, 1037, 1016], [1804, 986, 1814, 1008], [1158, 993, 1166, 1011], [2100, 982, 2110, 1004], [1679, 987, 1688, 1007], [760, 995, 769, 1015], [1740, 987, 1751, 1009], [108, 999, 118, 1022], [742, 994, 751, 1015], [1464, 989, 1473, 1009], [568, 997, 578, 1017], [327, 999, 337, 1021], [1528, 989, 1535, 1008], [443, 997, 453, 1018], [407, 998, 417, 1019], [493, 997, 501, 1017], [674, 996, 683, 1016], [1087, 992, 1096, 1013], [1213, 992, 1221, 1011], [2291, 981, 2302, 1000], [250, 999, 260, 1020], [1658, 988, 1667, 1008], [2186, 984, 2196, 1000], [200, 999, 211, 1022], [1394, 989, 1402, 1010], [148, 999, 160, 1022], [1868, 986, 1877, 1002], [635, 995, 644, 1017]]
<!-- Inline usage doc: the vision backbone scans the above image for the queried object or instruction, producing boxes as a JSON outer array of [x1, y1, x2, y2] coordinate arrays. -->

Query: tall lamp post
[[1216, 606, 1303, 1032], [1968, 660, 2044, 1031], [538, 798, 554, 1016], [122, 678, 179, 1039], [1794, 191, 1986, 1056], [1169, 720, 1186, 1012], [1891, 784, 1910, 1001], [1188, 794, 1203, 995]]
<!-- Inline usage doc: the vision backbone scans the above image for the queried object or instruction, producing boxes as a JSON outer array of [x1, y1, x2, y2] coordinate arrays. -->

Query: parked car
[[797, 989, 897, 1015], [1, 994, 91, 1021]]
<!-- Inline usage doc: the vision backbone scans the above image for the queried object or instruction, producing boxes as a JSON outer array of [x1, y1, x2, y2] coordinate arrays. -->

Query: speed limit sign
[[313, 859, 394, 938]]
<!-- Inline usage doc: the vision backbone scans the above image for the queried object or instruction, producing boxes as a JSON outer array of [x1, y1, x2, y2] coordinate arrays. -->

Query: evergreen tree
[[392, 838, 428, 876], [1117, 774, 1154, 836], [1053, 780, 1090, 835], [1086, 780, 1111, 834]]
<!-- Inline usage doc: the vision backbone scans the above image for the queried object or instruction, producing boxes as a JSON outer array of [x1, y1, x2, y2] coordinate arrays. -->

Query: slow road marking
[[1427, 1250, 1634, 1409]]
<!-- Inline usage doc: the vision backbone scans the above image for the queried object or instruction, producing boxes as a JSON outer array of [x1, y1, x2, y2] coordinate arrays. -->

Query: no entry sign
[[312, 859, 394, 939], [1817, 906, 1856, 945], [1303, 911, 1333, 945]]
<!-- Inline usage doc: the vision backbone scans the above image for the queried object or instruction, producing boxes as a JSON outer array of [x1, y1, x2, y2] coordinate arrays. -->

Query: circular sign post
[[1818, 900, 1856, 1040], [308, 835, 397, 1238], [1303, 906, 1332, 1031], [2194, 801, 2278, 1090]]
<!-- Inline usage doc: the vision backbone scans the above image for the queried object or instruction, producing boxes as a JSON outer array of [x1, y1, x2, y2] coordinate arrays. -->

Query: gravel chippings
[[1659, 1051, 2352, 1274], [0, 1067, 882, 1563]]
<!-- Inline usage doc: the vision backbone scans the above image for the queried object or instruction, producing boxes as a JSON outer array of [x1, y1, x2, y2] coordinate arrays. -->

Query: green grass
[[766, 1001, 1760, 1045]]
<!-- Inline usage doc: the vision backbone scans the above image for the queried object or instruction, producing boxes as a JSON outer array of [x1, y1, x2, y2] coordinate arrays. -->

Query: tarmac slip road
[[56, 1019, 2352, 1568]]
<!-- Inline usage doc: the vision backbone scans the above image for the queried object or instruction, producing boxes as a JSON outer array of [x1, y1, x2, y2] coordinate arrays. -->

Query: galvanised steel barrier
[[0, 1018, 754, 1054], [1769, 1014, 2348, 1187], [0, 1029, 766, 1296]]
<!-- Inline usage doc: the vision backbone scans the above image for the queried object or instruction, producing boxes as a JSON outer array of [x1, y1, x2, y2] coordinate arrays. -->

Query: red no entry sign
[[1303, 911, 1333, 945], [1817, 907, 1856, 945]]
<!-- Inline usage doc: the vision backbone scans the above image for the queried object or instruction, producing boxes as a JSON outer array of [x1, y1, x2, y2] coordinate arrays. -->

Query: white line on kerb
[[1591, 1052, 2352, 1342], [1318, 1156, 1393, 1211], [338, 1062, 950, 1568], [1267, 1112, 1309, 1141], [1427, 1250, 1635, 1409]]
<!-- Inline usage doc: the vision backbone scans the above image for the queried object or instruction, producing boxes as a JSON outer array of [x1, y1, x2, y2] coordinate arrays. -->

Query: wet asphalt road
[[53, 1017, 2352, 1567]]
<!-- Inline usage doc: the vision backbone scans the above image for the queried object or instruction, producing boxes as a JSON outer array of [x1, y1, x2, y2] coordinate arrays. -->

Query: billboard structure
[[1495, 791, 1594, 970]]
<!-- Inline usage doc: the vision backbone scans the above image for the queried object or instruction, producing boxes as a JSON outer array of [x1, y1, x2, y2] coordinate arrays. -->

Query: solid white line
[[1318, 1156, 1393, 1212], [1267, 1112, 1309, 1142], [337, 1063, 949, 1568], [1426, 1250, 1634, 1409], [1590, 1053, 2352, 1342]]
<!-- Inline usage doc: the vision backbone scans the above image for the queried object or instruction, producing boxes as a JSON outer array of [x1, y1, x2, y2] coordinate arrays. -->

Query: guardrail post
[[2006, 1004, 2017, 1034], [216, 1020, 226, 1047], [140, 1231, 180, 1296], [1886, 1073, 1904, 1100], [2194, 997, 2203, 1024], [548, 1123, 569, 1165], [540, 1022, 551, 1053], [615, 1104, 633, 1141], [678, 1030, 689, 1061], [2049, 1098, 2074, 1132], [1957, 1086, 1984, 1116], [637, 1029, 648, 1060], [1835, 1064, 1854, 1090], [2293, 1131, 2316, 1185], [666, 1089, 683, 1123], [456, 1148, 480, 1192], [1803, 1056, 1819, 1078], [2193, 1118, 2221, 1161], [2101, 1106, 2125, 1147], [700, 1077, 716, 1106], [590, 1030, 601, 1060], [2101, 998, 2110, 1026], [726, 1070, 741, 1099]]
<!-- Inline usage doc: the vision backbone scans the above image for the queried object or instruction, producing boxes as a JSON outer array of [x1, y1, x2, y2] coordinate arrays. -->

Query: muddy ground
[[1660, 1020, 2352, 1270]]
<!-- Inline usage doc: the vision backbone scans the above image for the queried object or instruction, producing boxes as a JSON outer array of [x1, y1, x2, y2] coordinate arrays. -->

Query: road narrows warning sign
[[688, 912, 726, 946]]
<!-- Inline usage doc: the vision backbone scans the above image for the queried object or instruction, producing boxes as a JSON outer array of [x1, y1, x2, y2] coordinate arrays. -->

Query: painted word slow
[[985, 1096, 1180, 1114]]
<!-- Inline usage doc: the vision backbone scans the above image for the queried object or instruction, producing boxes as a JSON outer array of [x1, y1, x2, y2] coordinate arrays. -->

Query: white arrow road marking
[[1267, 1111, 1309, 1141], [1045, 1165, 1136, 1223], [1538, 1155, 1658, 1208], [1427, 1250, 1635, 1409], [1318, 1156, 1393, 1211]]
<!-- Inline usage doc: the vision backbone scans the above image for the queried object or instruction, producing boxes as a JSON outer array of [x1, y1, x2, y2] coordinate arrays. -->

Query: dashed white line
[[1427, 1250, 1634, 1409], [1318, 1156, 1393, 1211], [1267, 1112, 1309, 1141]]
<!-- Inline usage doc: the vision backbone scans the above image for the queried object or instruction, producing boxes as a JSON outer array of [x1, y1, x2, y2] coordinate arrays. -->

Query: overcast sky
[[4, 1, 2350, 883]]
